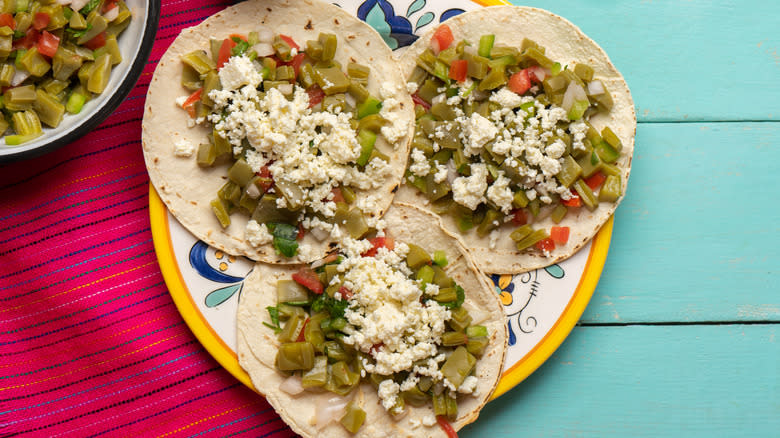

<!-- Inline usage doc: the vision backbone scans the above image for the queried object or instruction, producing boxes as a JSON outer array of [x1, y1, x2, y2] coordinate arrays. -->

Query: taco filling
[[175, 30, 406, 258], [404, 24, 624, 256], [264, 236, 492, 434]]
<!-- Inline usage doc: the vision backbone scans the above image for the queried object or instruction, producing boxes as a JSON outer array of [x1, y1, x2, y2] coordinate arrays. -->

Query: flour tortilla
[[394, 6, 636, 274], [142, 0, 414, 263], [237, 203, 507, 437]]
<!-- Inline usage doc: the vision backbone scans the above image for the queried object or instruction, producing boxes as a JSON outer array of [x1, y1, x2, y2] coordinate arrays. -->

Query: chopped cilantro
[[231, 37, 250, 57], [268, 223, 298, 257], [311, 294, 349, 319], [80, 0, 101, 15], [263, 306, 282, 332]]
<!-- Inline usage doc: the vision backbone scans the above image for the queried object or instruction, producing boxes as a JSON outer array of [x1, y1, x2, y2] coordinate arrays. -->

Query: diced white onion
[[315, 396, 348, 428], [103, 5, 120, 22], [462, 45, 477, 57], [70, 0, 90, 10], [587, 80, 605, 96], [252, 42, 274, 57], [561, 82, 586, 112], [279, 374, 305, 395], [430, 38, 441, 55], [277, 83, 293, 95], [245, 183, 261, 199], [11, 70, 30, 87], [256, 26, 274, 43]]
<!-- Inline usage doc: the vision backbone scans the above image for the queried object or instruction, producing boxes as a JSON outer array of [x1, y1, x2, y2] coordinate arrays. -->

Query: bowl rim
[[0, 0, 162, 163]]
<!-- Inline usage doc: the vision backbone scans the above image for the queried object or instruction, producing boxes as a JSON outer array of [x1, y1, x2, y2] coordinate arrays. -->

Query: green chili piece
[[210, 198, 231, 228], [20, 47, 50, 77], [318, 32, 337, 62], [573, 179, 598, 211], [601, 126, 622, 152], [301, 356, 328, 388], [276, 342, 315, 371], [433, 250, 447, 267], [181, 50, 215, 75], [416, 264, 435, 286], [405, 243, 431, 269], [478, 34, 495, 58], [448, 306, 472, 332], [557, 155, 583, 187], [356, 96, 382, 119], [595, 140, 619, 164], [573, 63, 594, 81], [33, 89, 64, 128], [599, 175, 622, 202], [4, 85, 36, 111], [345, 208, 369, 239], [514, 228, 548, 251], [340, 401, 366, 433], [87, 53, 111, 93], [551, 204, 568, 224], [65, 89, 88, 114], [440, 346, 476, 388]]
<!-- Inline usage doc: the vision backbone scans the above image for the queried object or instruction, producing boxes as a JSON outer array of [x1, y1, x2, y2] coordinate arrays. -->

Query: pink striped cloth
[[1, 2, 296, 436]]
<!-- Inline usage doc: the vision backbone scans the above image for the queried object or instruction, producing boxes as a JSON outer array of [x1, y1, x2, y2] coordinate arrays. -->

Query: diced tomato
[[561, 192, 582, 207], [32, 12, 50, 31], [13, 28, 39, 50], [369, 343, 384, 355], [102, 0, 118, 13], [338, 286, 353, 300], [330, 187, 345, 203], [550, 226, 570, 245], [411, 93, 431, 110], [448, 59, 468, 82], [279, 34, 299, 50], [181, 88, 202, 109], [508, 69, 531, 94], [36, 31, 59, 58], [216, 38, 236, 69], [535, 237, 556, 252], [584, 171, 607, 191], [526, 65, 547, 83], [436, 416, 458, 438], [0, 13, 15, 30], [289, 52, 305, 77], [292, 267, 323, 294], [306, 86, 325, 108], [257, 165, 272, 179], [512, 209, 527, 226], [320, 252, 339, 265], [297, 223, 305, 240], [361, 237, 395, 257], [83, 31, 106, 50], [431, 24, 454, 53], [295, 317, 309, 342]]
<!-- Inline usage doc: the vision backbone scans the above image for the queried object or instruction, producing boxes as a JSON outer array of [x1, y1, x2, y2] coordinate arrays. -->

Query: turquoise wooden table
[[464, 0, 780, 436]]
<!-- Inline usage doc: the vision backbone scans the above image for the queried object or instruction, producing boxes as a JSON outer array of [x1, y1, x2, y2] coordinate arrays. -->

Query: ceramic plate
[[149, 0, 613, 399]]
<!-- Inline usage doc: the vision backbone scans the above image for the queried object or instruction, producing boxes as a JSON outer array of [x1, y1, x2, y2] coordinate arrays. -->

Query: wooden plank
[[514, 0, 780, 122], [465, 324, 779, 437], [579, 122, 779, 323]]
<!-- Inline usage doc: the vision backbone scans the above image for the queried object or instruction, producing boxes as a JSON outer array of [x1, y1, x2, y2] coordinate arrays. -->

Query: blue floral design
[[189, 241, 246, 308], [357, 0, 417, 49], [440, 8, 465, 22]]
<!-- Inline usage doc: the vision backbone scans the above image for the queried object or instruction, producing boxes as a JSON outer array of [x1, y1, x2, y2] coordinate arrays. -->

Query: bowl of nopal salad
[[0, 0, 159, 163]]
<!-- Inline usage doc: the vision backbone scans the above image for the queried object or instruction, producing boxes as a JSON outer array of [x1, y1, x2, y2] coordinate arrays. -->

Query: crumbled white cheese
[[489, 229, 500, 250], [422, 415, 437, 427], [458, 375, 479, 395], [175, 96, 188, 107], [409, 148, 430, 177], [406, 81, 419, 94], [173, 139, 195, 157], [433, 163, 448, 183], [379, 97, 407, 144], [462, 113, 498, 156], [486, 173, 514, 214], [217, 55, 262, 91], [452, 163, 488, 210], [490, 87, 524, 108], [245, 220, 272, 247]]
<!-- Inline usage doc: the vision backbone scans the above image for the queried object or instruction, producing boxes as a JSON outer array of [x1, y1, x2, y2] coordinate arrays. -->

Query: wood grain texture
[[466, 325, 779, 437], [582, 122, 780, 323], [517, 0, 780, 122]]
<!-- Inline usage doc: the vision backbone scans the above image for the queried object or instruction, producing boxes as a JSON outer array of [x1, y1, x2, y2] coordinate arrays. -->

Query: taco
[[237, 203, 507, 437], [142, 0, 414, 263], [394, 6, 636, 273]]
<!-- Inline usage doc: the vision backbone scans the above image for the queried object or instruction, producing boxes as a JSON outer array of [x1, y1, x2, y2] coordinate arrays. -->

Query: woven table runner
[[1, 1, 296, 436]]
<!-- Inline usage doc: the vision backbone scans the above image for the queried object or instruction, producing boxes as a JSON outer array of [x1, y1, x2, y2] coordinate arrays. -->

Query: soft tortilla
[[142, 0, 414, 263], [237, 203, 508, 437], [394, 6, 636, 274]]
